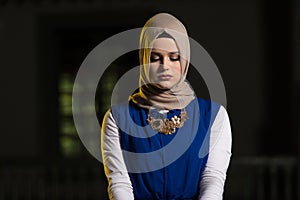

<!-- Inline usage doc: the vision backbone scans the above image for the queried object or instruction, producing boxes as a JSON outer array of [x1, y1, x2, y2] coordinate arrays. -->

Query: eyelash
[[150, 56, 180, 62], [170, 57, 180, 61]]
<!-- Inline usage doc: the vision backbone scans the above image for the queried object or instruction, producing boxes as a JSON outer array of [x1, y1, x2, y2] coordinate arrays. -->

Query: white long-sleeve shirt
[[101, 105, 232, 200]]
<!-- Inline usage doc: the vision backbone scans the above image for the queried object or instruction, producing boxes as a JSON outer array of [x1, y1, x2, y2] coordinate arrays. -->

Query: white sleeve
[[198, 106, 232, 200], [101, 110, 134, 200]]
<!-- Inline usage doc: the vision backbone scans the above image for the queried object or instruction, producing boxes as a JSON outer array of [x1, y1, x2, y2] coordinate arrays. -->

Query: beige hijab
[[130, 13, 195, 110]]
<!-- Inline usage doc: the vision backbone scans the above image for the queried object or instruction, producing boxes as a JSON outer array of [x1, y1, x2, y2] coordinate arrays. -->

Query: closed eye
[[150, 53, 161, 62], [150, 56, 160, 62], [169, 52, 180, 62], [170, 56, 180, 61], [150, 52, 180, 62]]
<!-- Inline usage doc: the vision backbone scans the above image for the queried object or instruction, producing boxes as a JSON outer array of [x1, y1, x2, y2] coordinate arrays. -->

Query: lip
[[159, 74, 173, 80]]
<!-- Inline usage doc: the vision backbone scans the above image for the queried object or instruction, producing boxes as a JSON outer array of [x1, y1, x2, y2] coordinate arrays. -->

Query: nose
[[161, 56, 170, 70]]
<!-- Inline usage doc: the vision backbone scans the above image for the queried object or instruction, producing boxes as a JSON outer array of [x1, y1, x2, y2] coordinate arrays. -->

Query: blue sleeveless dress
[[111, 98, 220, 200]]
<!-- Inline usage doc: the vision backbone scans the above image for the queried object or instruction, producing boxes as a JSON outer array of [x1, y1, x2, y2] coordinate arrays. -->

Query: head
[[130, 13, 194, 109], [139, 13, 190, 91]]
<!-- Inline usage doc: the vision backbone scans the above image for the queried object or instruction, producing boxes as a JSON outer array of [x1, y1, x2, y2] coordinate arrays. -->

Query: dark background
[[0, 0, 299, 199]]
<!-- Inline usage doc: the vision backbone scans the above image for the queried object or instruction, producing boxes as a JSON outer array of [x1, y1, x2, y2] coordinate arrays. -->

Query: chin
[[156, 83, 174, 90]]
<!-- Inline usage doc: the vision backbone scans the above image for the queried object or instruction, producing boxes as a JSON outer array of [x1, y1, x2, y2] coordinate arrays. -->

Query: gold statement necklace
[[147, 109, 188, 135]]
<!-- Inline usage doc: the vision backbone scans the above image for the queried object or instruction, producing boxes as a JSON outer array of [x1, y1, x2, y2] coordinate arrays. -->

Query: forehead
[[151, 38, 179, 53]]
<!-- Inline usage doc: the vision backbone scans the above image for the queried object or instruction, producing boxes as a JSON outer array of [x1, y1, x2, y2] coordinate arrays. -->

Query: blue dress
[[111, 98, 220, 200]]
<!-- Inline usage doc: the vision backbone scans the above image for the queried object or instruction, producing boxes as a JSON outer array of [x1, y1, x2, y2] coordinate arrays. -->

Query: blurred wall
[[0, 0, 300, 162], [0, 5, 38, 158], [0, 0, 299, 199]]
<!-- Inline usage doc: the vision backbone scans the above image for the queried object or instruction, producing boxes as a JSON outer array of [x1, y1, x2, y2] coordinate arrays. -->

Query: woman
[[101, 13, 232, 200]]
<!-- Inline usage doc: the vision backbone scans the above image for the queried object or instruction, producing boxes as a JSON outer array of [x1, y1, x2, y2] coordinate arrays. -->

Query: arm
[[101, 110, 134, 200], [198, 106, 232, 200]]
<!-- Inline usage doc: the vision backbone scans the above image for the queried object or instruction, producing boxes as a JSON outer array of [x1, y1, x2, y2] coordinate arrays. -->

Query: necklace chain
[[147, 109, 188, 135]]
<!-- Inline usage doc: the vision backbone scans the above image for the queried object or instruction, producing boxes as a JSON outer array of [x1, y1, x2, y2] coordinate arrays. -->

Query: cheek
[[148, 64, 158, 80], [173, 62, 182, 75]]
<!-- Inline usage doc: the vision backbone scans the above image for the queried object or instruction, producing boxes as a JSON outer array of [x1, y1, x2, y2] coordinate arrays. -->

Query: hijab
[[130, 13, 195, 110]]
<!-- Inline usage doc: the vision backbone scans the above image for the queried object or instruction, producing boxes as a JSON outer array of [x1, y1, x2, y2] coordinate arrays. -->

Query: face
[[149, 38, 182, 89]]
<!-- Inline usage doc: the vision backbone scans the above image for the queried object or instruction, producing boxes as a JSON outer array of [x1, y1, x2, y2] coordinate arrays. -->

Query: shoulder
[[109, 100, 147, 122], [193, 98, 231, 126], [109, 101, 130, 119], [194, 97, 223, 115]]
